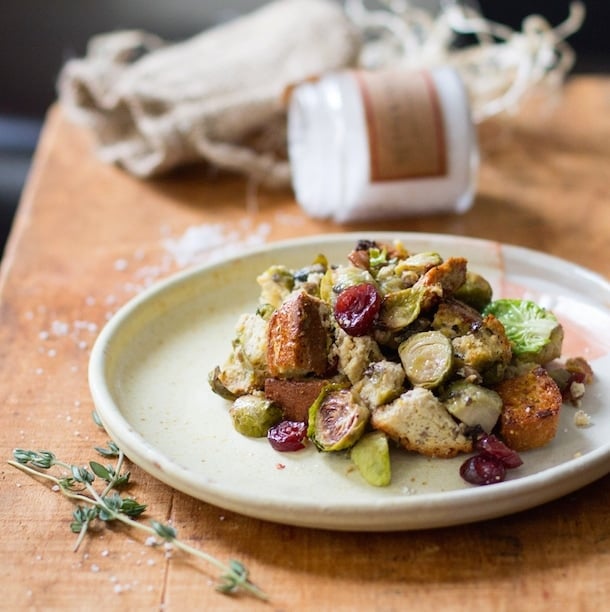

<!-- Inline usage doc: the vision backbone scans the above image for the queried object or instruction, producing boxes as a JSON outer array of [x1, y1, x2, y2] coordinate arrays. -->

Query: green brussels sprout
[[453, 271, 493, 311], [398, 331, 453, 389], [229, 393, 282, 437], [379, 287, 425, 331], [350, 431, 391, 487], [352, 360, 405, 409], [319, 266, 376, 305], [307, 387, 369, 451], [483, 298, 563, 363], [442, 380, 503, 433], [396, 251, 443, 275], [256, 265, 295, 308], [208, 366, 237, 400]]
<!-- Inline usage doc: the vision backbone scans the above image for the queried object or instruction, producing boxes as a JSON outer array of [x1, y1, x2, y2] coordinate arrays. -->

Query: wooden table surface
[[1, 75, 609, 610]]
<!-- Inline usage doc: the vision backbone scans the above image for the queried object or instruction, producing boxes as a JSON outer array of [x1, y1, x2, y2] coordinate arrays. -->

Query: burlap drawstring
[[58, 0, 361, 187]]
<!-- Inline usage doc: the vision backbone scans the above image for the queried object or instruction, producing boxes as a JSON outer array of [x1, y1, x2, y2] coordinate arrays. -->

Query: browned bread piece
[[266, 291, 330, 378], [495, 365, 563, 451], [421, 257, 468, 296], [264, 378, 327, 422], [415, 256, 468, 310]]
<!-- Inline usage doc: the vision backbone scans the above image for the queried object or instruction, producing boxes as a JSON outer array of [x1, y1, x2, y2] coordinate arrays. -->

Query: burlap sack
[[58, 0, 361, 186]]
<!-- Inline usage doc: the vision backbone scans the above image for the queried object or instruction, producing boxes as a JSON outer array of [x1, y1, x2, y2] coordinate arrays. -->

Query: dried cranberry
[[460, 454, 507, 486], [334, 283, 382, 336], [267, 421, 308, 452], [475, 434, 523, 469]]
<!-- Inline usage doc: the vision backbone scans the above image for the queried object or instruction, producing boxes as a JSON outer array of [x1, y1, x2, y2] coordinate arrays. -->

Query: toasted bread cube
[[495, 365, 562, 451], [421, 257, 468, 295], [264, 378, 328, 423], [267, 291, 330, 378], [371, 387, 473, 458]]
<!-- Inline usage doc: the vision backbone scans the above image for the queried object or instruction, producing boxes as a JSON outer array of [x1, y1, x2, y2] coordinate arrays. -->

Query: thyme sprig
[[8, 428, 267, 600]]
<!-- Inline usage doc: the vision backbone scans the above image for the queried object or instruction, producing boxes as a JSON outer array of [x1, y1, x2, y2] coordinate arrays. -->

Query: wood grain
[[0, 75, 608, 610]]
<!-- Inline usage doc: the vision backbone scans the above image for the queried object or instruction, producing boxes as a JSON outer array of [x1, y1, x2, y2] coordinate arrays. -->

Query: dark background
[[0, 1, 608, 254]]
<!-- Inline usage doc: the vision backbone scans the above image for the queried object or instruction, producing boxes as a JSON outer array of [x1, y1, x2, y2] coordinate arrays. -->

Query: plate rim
[[88, 232, 610, 531]]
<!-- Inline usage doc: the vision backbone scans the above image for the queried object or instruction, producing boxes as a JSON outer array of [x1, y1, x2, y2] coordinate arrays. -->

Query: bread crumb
[[573, 409, 592, 427]]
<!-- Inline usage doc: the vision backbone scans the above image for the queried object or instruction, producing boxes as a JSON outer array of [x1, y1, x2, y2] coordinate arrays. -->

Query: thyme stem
[[8, 445, 267, 601]]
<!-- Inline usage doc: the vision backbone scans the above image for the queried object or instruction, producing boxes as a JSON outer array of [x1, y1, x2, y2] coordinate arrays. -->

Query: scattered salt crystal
[[147, 559, 155, 566], [101, 550, 109, 557], [145, 536, 157, 547], [275, 212, 305, 226], [38, 331, 49, 340], [85, 296, 96, 306], [162, 220, 270, 268], [51, 320, 69, 336], [105, 295, 117, 305], [91, 564, 100, 573], [74, 400, 81, 407], [78, 341, 88, 350], [47, 349, 57, 357], [35, 368, 44, 375], [114, 258, 129, 271]]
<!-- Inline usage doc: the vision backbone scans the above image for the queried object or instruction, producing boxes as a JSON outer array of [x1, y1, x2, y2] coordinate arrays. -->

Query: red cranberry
[[267, 421, 308, 452], [475, 434, 523, 469], [460, 454, 507, 486], [334, 283, 382, 336]]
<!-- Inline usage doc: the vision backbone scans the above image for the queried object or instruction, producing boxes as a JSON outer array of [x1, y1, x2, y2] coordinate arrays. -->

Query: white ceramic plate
[[89, 233, 610, 531]]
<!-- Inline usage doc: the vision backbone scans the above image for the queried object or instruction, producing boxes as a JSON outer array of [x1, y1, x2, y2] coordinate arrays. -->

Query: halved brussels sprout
[[395, 252, 443, 275], [307, 387, 369, 451], [208, 366, 237, 400], [350, 431, 391, 487], [229, 393, 282, 437], [442, 380, 502, 433], [398, 331, 453, 389], [379, 287, 425, 331], [319, 266, 376, 305], [352, 360, 405, 409], [453, 271, 493, 311]]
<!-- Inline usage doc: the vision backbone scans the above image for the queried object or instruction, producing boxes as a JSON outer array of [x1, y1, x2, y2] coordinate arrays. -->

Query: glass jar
[[287, 66, 479, 222]]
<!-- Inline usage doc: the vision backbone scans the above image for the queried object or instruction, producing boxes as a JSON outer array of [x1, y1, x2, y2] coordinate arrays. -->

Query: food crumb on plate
[[573, 409, 592, 427]]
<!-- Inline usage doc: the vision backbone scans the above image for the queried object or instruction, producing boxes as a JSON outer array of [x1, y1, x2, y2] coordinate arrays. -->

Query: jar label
[[355, 69, 447, 182]]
